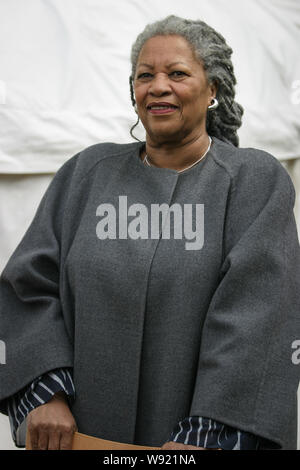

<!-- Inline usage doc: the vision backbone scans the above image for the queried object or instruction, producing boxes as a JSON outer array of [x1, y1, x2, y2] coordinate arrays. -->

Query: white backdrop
[[0, 0, 299, 450]]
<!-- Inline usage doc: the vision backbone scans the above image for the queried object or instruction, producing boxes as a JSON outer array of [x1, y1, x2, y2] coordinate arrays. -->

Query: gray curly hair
[[129, 15, 243, 147]]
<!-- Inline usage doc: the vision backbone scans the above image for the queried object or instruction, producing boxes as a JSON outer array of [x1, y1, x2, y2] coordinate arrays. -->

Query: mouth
[[147, 105, 178, 115], [147, 102, 178, 114]]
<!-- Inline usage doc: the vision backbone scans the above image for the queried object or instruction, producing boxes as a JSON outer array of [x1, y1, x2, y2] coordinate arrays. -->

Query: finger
[[37, 429, 49, 450], [59, 428, 75, 450], [48, 431, 61, 450], [28, 427, 39, 450]]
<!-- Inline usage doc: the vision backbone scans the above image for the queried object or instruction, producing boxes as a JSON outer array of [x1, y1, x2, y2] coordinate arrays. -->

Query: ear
[[208, 80, 218, 104]]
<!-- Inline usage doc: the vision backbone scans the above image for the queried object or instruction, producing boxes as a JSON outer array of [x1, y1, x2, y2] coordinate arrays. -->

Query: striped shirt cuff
[[169, 416, 261, 450], [7, 368, 75, 447]]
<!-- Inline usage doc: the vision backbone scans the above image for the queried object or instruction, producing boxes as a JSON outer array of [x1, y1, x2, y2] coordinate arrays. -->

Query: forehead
[[137, 35, 200, 68]]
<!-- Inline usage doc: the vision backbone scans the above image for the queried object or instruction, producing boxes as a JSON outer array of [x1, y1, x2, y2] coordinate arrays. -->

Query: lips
[[147, 102, 178, 110], [146, 102, 179, 115]]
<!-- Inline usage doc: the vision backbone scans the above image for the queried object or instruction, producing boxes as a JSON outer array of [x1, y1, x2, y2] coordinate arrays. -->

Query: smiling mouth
[[147, 106, 178, 115]]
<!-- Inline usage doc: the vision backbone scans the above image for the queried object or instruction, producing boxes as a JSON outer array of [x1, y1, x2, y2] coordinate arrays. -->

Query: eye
[[137, 71, 187, 80], [170, 71, 186, 77], [137, 73, 152, 79]]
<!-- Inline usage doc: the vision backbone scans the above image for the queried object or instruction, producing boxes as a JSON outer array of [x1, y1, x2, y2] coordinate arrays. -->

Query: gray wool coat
[[0, 136, 299, 449]]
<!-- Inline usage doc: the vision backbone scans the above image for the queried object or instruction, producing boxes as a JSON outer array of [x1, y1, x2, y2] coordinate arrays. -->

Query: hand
[[161, 441, 221, 450], [27, 391, 77, 450]]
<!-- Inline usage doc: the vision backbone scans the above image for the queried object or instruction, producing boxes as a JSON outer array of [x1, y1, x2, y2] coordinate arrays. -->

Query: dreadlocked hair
[[129, 15, 243, 147]]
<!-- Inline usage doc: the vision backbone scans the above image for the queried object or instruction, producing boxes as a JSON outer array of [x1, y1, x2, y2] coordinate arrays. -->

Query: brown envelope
[[26, 430, 161, 450]]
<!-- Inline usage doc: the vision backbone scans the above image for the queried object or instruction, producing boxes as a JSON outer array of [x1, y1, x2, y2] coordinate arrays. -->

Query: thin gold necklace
[[143, 137, 212, 173]]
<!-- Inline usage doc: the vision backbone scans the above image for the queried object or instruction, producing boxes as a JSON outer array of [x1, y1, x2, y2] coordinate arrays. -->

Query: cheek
[[176, 85, 201, 107], [188, 90, 210, 116], [133, 85, 146, 105]]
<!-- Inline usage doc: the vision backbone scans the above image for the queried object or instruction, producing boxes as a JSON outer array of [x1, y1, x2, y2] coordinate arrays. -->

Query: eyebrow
[[137, 61, 187, 69]]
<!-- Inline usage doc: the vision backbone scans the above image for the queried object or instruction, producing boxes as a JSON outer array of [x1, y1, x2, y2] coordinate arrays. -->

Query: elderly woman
[[0, 15, 299, 451]]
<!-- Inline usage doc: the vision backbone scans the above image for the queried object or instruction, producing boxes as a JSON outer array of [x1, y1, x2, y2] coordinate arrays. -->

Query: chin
[[146, 125, 182, 140]]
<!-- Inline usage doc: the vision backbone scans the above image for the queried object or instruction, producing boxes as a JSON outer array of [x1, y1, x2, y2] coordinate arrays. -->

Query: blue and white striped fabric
[[7, 368, 75, 446], [169, 416, 261, 450], [7, 368, 262, 449]]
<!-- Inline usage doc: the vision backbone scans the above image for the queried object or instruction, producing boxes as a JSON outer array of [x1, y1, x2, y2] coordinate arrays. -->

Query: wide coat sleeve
[[0, 153, 81, 414], [189, 149, 300, 450]]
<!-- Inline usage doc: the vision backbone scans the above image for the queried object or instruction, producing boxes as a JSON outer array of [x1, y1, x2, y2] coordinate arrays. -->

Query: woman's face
[[133, 34, 216, 145]]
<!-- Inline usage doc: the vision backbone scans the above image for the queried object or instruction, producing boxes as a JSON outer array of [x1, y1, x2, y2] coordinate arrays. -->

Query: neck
[[140, 133, 211, 171]]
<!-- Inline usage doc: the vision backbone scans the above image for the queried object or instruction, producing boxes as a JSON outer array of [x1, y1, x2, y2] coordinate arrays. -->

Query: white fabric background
[[0, 0, 299, 450]]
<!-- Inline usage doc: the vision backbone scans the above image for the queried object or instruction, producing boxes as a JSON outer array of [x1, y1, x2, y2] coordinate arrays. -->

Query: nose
[[148, 73, 172, 96]]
